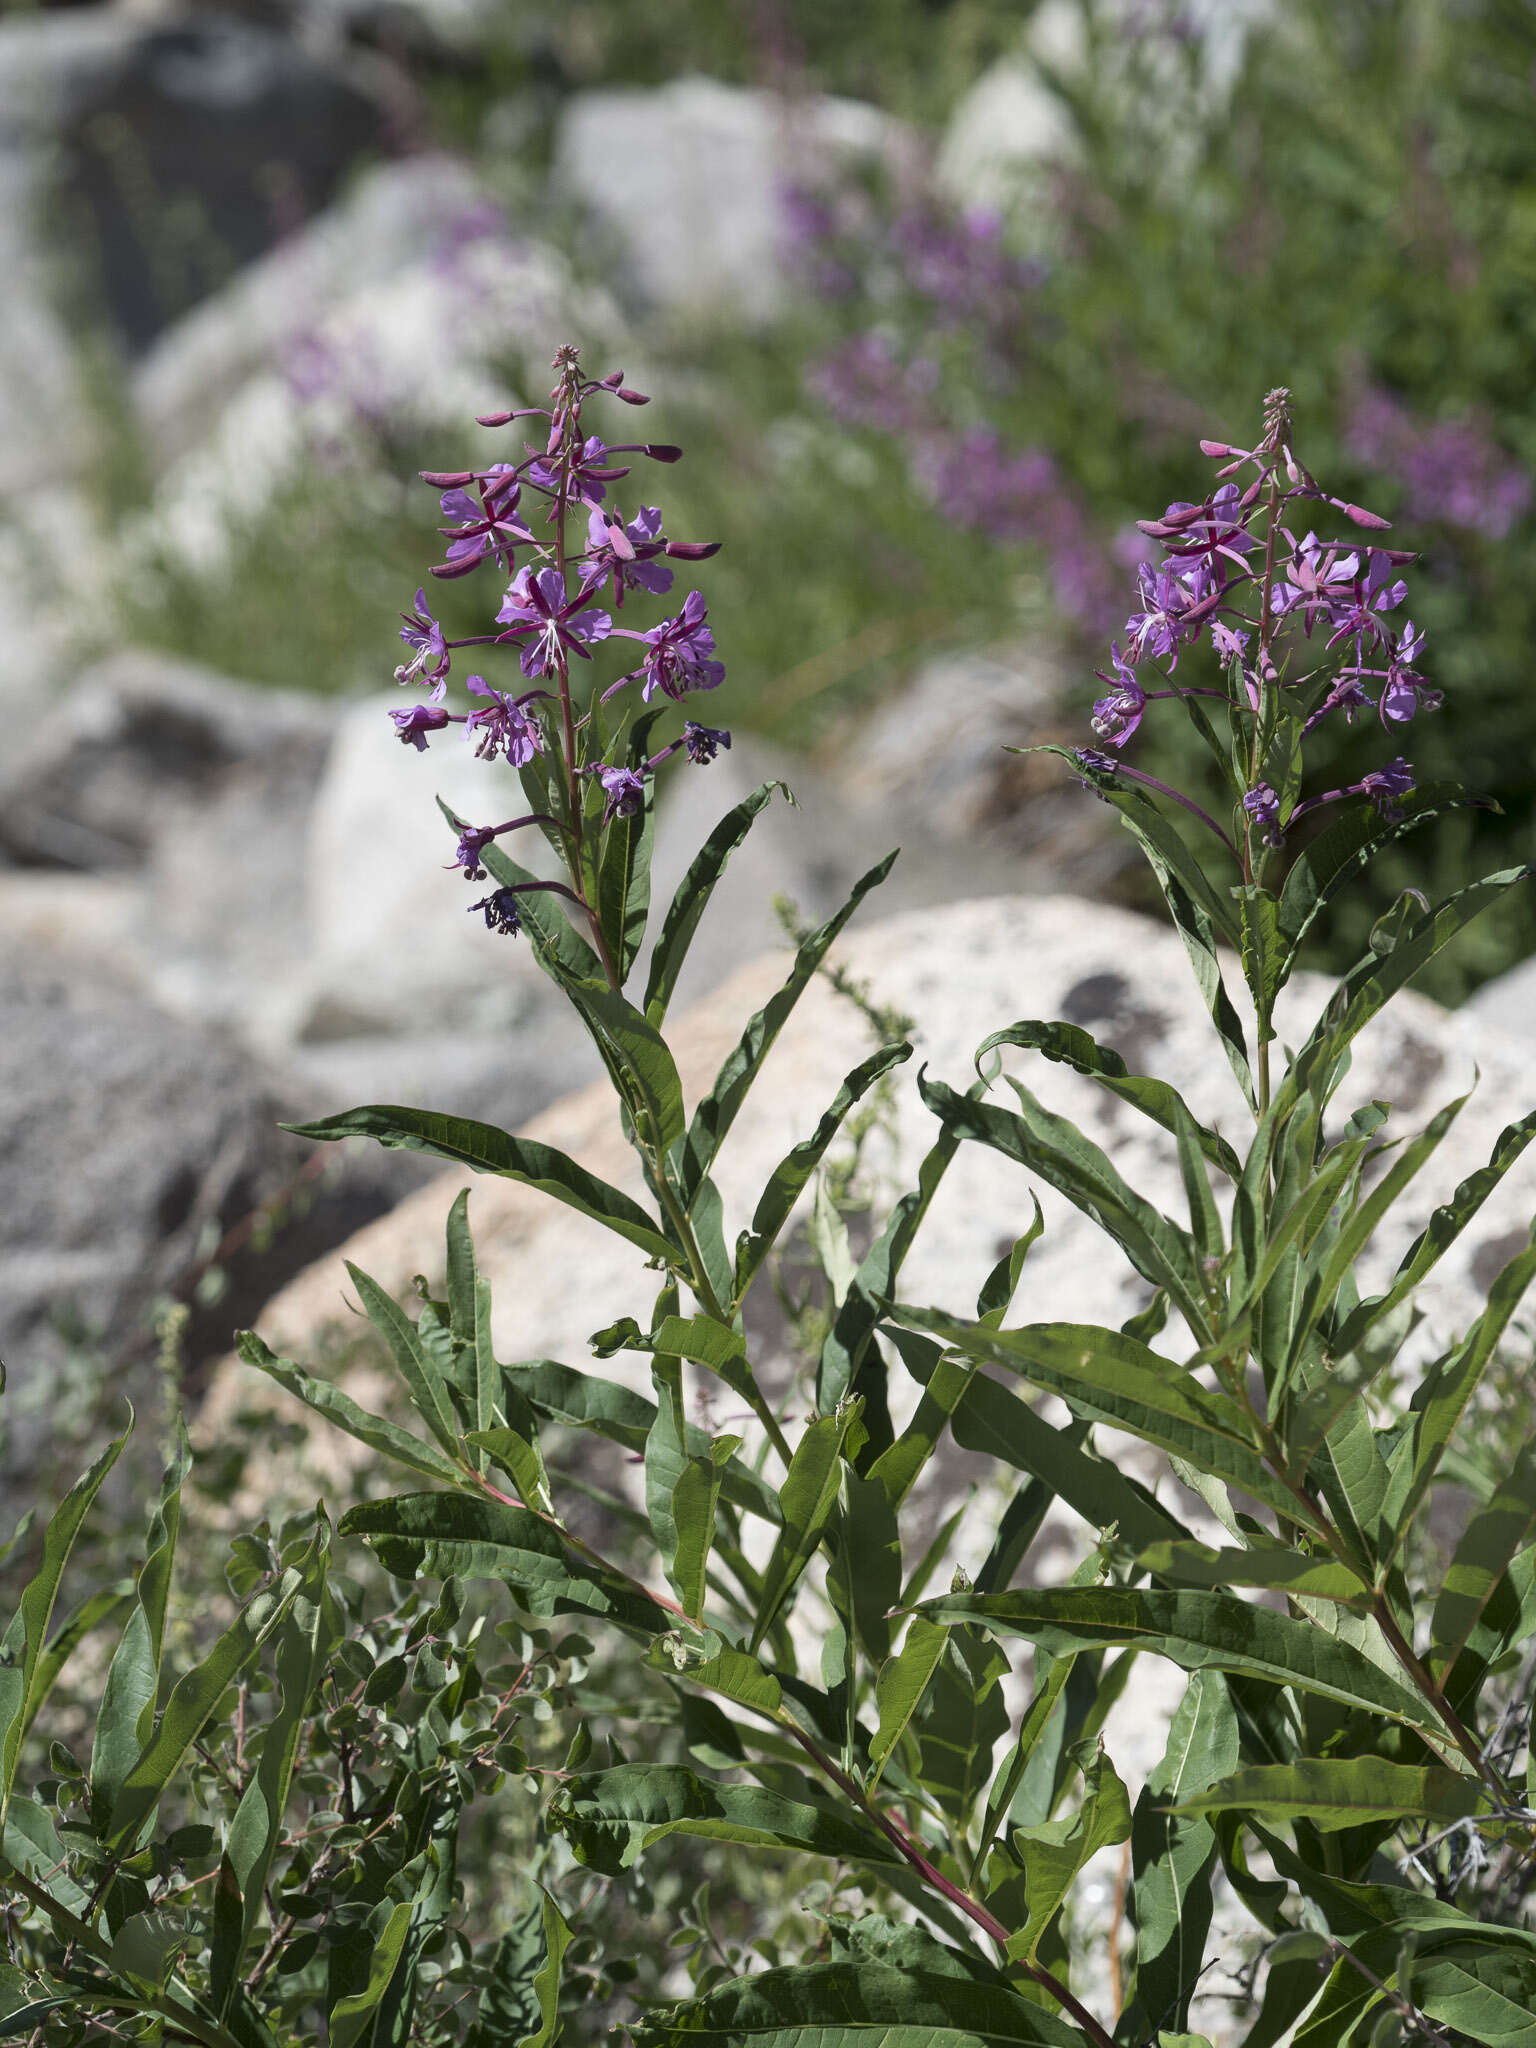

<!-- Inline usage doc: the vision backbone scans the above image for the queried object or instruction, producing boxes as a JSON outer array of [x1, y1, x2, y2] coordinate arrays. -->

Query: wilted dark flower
[[635, 592, 725, 702], [588, 764, 647, 822], [1091, 642, 1146, 747], [1243, 782, 1283, 846], [682, 721, 731, 764], [469, 887, 522, 936], [465, 676, 545, 764], [1359, 757, 1415, 820]]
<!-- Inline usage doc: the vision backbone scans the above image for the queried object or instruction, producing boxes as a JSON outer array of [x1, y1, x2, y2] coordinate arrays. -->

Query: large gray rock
[[0, 954, 425, 1484], [551, 75, 912, 324], [58, 12, 387, 351]]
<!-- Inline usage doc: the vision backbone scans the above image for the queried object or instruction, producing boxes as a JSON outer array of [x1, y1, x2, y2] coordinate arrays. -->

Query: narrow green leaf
[[347, 1262, 460, 1457], [975, 1021, 1242, 1181], [104, 1526, 321, 1858], [549, 1764, 900, 1874], [976, 1198, 1045, 1327], [238, 1333, 465, 1488], [910, 1588, 1444, 1736], [0, 1417, 131, 1829], [1432, 1429, 1536, 1680], [515, 1889, 571, 2048], [733, 1042, 913, 1304], [891, 1308, 1307, 1531], [341, 1493, 672, 1635], [1174, 1759, 1485, 1832], [644, 782, 791, 1026], [328, 1899, 413, 2048], [818, 1114, 968, 1411], [752, 1404, 862, 1652], [1006, 1746, 1131, 1964], [918, 1072, 1209, 1334], [868, 1618, 948, 1789], [676, 849, 898, 1200], [283, 1106, 680, 1263], [215, 1542, 340, 2014], [1138, 1539, 1369, 1609], [1382, 1223, 1536, 1559], [1128, 1672, 1239, 2039], [892, 1329, 1189, 1553], [632, 1958, 1081, 2046], [90, 1422, 192, 1817]]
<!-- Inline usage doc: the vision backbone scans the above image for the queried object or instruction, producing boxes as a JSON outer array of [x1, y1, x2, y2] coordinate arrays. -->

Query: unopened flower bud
[[1199, 439, 1243, 457], [617, 387, 651, 405], [1339, 501, 1392, 530], [664, 539, 722, 560], [476, 409, 516, 427], [420, 469, 476, 487], [601, 369, 625, 388], [644, 444, 683, 463]]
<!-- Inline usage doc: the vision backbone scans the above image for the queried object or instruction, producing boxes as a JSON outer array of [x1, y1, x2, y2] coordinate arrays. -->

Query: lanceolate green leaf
[[1431, 1428, 1536, 1681], [283, 1105, 681, 1264], [328, 1899, 413, 2048], [1285, 865, 1533, 1112], [892, 1329, 1189, 1553], [752, 1404, 862, 1652], [237, 1332, 466, 1488], [910, 1588, 1443, 1736], [868, 1617, 948, 1789], [644, 782, 791, 1026], [1128, 1672, 1239, 2039], [214, 1540, 341, 2014], [1171, 1759, 1486, 1832], [89, 1422, 192, 1818], [347, 1262, 460, 1457], [918, 1072, 1209, 1333], [549, 1764, 900, 1874], [1137, 1539, 1369, 1610], [1007, 1745, 1131, 1965], [1380, 1222, 1536, 1561], [341, 1493, 673, 1636], [733, 1041, 913, 1303], [103, 1524, 323, 1858], [675, 849, 897, 1200], [891, 1308, 1307, 1530], [0, 1417, 131, 1830], [973, 1021, 1242, 1181], [631, 1958, 1083, 2046], [498, 1357, 780, 1524], [818, 1112, 969, 1412]]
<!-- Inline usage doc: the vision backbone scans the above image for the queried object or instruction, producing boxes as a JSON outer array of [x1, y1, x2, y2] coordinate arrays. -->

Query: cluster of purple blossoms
[[1076, 390, 1438, 862], [387, 346, 729, 951]]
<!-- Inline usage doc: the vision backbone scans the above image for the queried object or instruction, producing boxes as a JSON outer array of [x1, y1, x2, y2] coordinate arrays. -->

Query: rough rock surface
[[552, 76, 911, 323], [0, 954, 426, 1485]]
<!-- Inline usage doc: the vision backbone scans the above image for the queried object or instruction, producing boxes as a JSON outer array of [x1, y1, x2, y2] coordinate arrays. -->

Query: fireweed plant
[[8, 360, 1536, 2048]]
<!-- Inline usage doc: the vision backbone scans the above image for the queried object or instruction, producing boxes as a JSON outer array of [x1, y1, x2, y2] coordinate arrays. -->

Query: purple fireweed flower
[[390, 702, 450, 750], [396, 590, 450, 698], [1091, 643, 1146, 746], [527, 434, 623, 506], [1243, 782, 1283, 846], [436, 465, 533, 574], [584, 504, 674, 605], [1359, 757, 1416, 820], [682, 721, 730, 764], [1125, 558, 1214, 667], [634, 591, 725, 702], [1211, 620, 1250, 664], [1322, 551, 1408, 654], [496, 566, 612, 678], [469, 888, 521, 937], [464, 676, 545, 764], [1344, 380, 1532, 541], [587, 764, 646, 823], [1269, 532, 1361, 630]]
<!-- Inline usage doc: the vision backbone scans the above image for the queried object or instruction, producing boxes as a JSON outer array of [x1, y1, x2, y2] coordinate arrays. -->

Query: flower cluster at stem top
[[1078, 387, 1439, 869], [387, 344, 729, 950]]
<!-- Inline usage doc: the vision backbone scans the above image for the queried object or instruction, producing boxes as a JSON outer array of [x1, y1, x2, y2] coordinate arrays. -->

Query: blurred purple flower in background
[[1345, 380, 1531, 540]]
